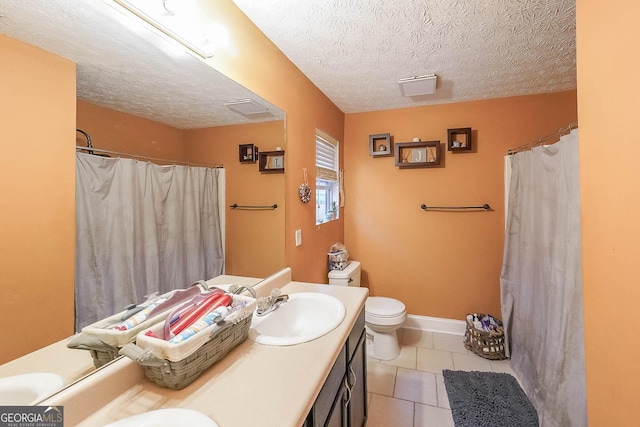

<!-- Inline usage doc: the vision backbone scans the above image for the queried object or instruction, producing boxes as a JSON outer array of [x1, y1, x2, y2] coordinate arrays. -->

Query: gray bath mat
[[442, 369, 538, 427]]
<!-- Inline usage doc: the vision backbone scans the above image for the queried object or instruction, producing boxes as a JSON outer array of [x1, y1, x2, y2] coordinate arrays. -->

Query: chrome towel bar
[[230, 204, 278, 210], [421, 204, 491, 211]]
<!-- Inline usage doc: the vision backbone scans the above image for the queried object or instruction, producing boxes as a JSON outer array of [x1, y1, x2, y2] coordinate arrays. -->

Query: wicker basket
[[463, 313, 507, 360], [69, 308, 176, 369], [68, 285, 208, 368], [89, 348, 120, 368], [142, 315, 251, 389], [121, 293, 256, 390]]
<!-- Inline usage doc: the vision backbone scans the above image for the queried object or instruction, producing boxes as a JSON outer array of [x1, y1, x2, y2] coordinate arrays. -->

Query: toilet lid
[[365, 297, 406, 317]]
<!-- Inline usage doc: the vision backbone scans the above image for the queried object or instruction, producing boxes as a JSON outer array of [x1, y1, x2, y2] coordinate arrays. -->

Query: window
[[316, 130, 339, 224]]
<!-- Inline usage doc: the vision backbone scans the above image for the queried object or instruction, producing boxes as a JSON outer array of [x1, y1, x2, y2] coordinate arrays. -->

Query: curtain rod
[[507, 121, 578, 155], [76, 146, 224, 169]]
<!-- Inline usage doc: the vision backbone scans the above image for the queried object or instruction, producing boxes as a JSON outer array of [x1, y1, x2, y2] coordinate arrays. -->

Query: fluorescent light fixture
[[224, 99, 269, 115], [113, 0, 215, 59], [398, 74, 438, 97]]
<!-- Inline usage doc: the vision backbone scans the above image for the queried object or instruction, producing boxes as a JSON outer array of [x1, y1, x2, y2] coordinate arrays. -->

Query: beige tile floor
[[366, 329, 514, 427]]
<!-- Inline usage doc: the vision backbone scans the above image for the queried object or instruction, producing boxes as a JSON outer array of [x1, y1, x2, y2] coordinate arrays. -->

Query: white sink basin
[[0, 372, 67, 405], [104, 408, 218, 427], [248, 292, 346, 346]]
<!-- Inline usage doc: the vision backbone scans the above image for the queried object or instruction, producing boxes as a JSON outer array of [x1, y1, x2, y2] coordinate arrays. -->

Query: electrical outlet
[[295, 229, 302, 246]]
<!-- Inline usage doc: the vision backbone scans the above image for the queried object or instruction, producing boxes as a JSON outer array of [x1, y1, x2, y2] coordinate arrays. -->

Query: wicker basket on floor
[[464, 313, 507, 360]]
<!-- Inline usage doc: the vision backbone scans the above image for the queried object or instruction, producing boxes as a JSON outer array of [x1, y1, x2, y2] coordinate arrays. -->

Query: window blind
[[316, 131, 338, 181]]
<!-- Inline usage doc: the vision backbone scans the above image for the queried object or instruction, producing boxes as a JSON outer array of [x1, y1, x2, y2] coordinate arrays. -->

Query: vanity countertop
[[0, 338, 95, 385], [0, 274, 264, 389], [42, 279, 368, 427]]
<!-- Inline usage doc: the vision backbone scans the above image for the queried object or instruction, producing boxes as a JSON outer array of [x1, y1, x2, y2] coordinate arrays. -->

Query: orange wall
[[201, 0, 346, 284], [77, 100, 185, 161], [577, 1, 640, 424], [0, 35, 76, 363], [344, 91, 577, 319], [184, 122, 286, 277], [4, 4, 628, 424]]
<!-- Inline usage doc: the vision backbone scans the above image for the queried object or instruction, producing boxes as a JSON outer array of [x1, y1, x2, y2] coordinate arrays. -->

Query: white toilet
[[328, 261, 406, 360]]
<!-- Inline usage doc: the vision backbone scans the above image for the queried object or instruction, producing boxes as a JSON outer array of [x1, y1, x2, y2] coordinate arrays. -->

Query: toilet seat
[[366, 296, 406, 316], [365, 297, 406, 326]]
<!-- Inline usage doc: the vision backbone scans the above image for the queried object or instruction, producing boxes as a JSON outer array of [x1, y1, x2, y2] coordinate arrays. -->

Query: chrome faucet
[[256, 288, 289, 316], [229, 284, 257, 299]]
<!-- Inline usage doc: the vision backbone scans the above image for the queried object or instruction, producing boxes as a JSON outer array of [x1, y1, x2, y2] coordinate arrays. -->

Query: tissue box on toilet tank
[[328, 243, 350, 270], [121, 293, 256, 390], [328, 249, 349, 270]]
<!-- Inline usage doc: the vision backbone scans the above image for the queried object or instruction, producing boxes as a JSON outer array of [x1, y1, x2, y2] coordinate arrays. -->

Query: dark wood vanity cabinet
[[324, 384, 349, 427], [304, 308, 367, 427], [347, 332, 367, 427]]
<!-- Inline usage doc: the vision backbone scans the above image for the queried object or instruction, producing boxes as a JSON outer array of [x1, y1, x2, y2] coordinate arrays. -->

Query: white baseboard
[[403, 314, 466, 336]]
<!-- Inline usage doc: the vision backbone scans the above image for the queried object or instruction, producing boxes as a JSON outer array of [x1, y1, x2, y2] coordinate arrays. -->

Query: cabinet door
[[347, 331, 367, 427], [346, 309, 365, 361], [306, 345, 347, 426], [325, 383, 348, 427]]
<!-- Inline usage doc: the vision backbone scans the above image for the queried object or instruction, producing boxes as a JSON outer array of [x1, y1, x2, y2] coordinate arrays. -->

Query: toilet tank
[[328, 261, 361, 287]]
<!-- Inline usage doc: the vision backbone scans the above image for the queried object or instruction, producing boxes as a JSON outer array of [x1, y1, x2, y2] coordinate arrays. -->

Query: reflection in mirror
[[0, 0, 285, 400], [258, 150, 286, 173]]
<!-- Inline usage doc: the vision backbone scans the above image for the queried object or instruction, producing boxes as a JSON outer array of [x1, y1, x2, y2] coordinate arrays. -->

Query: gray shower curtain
[[75, 152, 224, 331], [501, 130, 586, 426]]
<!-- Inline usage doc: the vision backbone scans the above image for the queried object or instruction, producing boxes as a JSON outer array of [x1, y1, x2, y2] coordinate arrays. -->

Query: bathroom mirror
[[0, 0, 286, 398]]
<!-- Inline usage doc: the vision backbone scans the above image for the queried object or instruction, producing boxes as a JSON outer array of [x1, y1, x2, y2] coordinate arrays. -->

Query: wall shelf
[[447, 128, 472, 151], [258, 150, 285, 173], [369, 133, 392, 157], [239, 143, 258, 163], [395, 141, 441, 168]]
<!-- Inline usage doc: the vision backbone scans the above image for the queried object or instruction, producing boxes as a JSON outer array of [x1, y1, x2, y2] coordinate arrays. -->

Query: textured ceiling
[[0, 0, 284, 129], [232, 0, 576, 113], [1, 0, 576, 124]]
